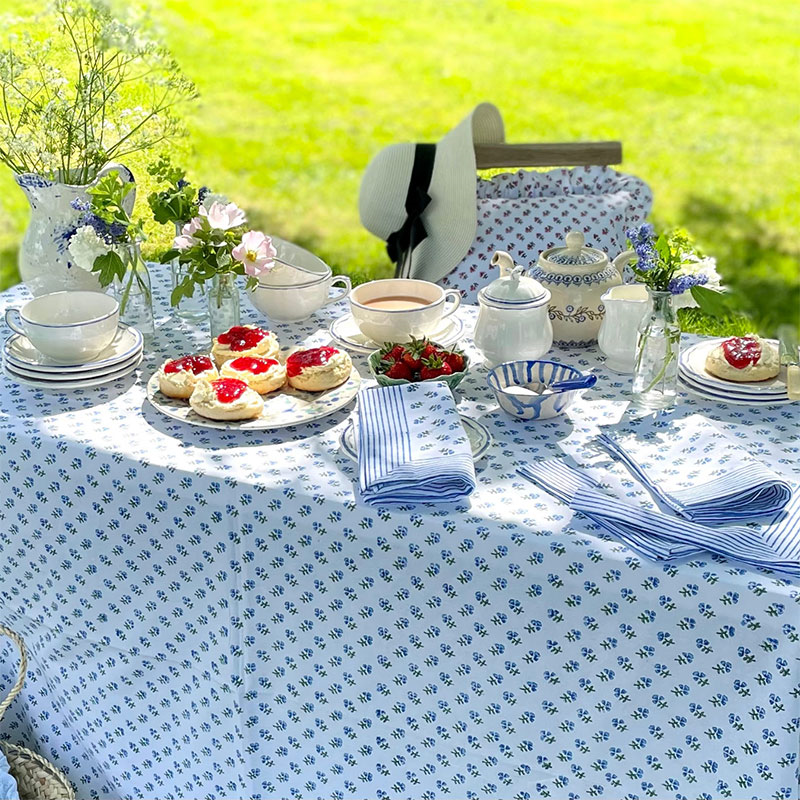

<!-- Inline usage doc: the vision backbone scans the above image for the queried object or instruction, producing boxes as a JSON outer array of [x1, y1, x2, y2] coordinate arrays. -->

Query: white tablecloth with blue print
[[0, 272, 798, 800]]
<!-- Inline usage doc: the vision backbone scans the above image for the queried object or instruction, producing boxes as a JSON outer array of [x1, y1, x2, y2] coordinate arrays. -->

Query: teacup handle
[[4, 309, 25, 336], [441, 289, 462, 319], [321, 275, 352, 307]]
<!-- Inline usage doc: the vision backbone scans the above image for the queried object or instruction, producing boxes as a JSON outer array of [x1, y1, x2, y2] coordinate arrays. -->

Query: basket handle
[[0, 625, 27, 723]]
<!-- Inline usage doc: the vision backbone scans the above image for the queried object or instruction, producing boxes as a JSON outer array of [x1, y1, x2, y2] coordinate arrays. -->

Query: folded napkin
[[357, 381, 476, 506], [597, 415, 792, 524], [518, 459, 800, 574]]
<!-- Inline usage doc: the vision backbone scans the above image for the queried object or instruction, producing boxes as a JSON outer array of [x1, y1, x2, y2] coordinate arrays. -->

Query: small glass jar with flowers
[[626, 224, 722, 409], [160, 201, 277, 339], [67, 170, 155, 343]]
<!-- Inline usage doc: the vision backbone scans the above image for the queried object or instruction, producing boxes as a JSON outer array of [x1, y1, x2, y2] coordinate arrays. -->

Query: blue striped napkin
[[518, 459, 800, 574], [597, 417, 792, 524], [357, 381, 476, 506]]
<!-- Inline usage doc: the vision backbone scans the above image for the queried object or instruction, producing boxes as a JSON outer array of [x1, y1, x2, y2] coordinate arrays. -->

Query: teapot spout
[[490, 250, 517, 278]]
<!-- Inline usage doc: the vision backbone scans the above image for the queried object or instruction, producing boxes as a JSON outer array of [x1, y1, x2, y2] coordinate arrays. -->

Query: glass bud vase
[[208, 273, 240, 339], [171, 224, 207, 323], [631, 289, 680, 410], [113, 243, 155, 347]]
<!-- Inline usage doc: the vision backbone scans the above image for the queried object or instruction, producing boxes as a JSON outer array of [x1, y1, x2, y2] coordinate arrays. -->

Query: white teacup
[[349, 278, 461, 344], [249, 237, 352, 322], [5, 290, 119, 363]]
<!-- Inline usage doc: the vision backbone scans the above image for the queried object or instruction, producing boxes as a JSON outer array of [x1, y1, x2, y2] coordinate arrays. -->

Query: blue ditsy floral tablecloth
[[0, 272, 798, 800]]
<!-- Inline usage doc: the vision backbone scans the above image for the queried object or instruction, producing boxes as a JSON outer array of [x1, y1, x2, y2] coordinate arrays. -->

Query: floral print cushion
[[441, 166, 653, 303]]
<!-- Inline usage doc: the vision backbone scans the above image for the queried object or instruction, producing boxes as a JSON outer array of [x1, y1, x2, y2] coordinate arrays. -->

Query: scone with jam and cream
[[211, 325, 279, 368], [220, 356, 287, 395], [158, 355, 218, 399], [705, 335, 780, 382], [286, 346, 352, 391], [189, 377, 264, 421]]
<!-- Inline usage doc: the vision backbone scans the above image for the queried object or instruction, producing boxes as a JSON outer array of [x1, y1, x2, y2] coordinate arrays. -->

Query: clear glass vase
[[631, 289, 680, 410], [208, 273, 240, 339], [171, 224, 207, 323], [113, 243, 155, 346]]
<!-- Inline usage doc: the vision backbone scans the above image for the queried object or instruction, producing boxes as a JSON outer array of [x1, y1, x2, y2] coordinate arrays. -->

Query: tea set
[[1, 229, 668, 422]]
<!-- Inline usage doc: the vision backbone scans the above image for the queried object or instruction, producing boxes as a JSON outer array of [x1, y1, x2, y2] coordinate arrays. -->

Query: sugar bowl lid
[[540, 230, 607, 267], [479, 252, 549, 307]]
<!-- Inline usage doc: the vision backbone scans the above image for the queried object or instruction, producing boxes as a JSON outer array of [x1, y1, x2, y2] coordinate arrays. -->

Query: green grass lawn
[[1, 0, 798, 335]]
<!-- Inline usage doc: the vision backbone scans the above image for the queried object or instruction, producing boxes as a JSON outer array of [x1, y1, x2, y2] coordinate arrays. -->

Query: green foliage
[[147, 157, 198, 227], [92, 250, 125, 286], [690, 285, 735, 319]]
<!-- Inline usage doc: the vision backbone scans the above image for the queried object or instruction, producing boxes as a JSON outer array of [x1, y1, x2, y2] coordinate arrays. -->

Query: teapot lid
[[480, 263, 549, 306], [542, 230, 605, 266]]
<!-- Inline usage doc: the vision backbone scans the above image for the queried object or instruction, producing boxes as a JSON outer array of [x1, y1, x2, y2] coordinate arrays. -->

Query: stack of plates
[[3, 324, 143, 390], [679, 338, 792, 406]]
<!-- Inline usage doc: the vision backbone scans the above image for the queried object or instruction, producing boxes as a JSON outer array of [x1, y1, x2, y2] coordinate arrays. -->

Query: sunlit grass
[[0, 0, 797, 335]]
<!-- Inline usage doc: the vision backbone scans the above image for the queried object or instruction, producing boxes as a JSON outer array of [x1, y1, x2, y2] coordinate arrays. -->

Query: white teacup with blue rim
[[5, 290, 119, 364], [349, 278, 461, 344]]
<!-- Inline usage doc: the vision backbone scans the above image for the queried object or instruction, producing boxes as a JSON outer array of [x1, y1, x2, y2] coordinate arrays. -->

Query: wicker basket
[[0, 626, 75, 800]]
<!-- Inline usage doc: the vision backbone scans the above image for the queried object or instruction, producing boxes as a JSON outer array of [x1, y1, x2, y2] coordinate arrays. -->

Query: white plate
[[679, 371, 793, 406], [329, 312, 465, 354], [146, 368, 362, 430], [3, 324, 143, 373], [3, 354, 142, 390], [680, 338, 787, 397], [340, 414, 492, 462], [3, 349, 143, 381]]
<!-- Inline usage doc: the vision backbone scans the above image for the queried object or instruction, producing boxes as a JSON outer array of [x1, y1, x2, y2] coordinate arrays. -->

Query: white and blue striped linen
[[518, 459, 800, 574], [597, 420, 792, 524], [357, 381, 476, 506]]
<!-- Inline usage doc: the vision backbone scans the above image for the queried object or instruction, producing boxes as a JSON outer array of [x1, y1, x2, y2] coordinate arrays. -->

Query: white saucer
[[3, 324, 143, 373], [4, 349, 143, 381], [329, 313, 465, 354], [679, 338, 787, 397], [340, 414, 492, 462], [3, 354, 142, 390], [679, 370, 793, 406]]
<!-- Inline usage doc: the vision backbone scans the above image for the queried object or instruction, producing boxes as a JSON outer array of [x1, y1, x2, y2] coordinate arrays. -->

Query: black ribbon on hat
[[386, 143, 436, 278]]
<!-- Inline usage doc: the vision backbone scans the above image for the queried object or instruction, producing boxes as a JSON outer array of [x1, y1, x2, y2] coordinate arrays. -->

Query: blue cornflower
[[177, 178, 189, 189], [197, 186, 209, 201], [71, 197, 91, 212], [626, 224, 658, 272], [669, 273, 708, 295], [79, 212, 128, 245]]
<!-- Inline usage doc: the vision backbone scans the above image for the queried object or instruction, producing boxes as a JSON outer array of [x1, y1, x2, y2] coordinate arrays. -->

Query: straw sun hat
[[359, 102, 505, 284]]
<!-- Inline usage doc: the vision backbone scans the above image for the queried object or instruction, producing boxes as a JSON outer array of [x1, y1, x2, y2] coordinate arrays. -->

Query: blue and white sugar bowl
[[487, 359, 597, 420], [473, 251, 553, 368]]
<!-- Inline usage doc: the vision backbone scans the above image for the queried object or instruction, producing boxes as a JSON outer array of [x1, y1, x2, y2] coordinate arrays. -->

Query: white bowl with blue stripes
[[487, 360, 594, 420]]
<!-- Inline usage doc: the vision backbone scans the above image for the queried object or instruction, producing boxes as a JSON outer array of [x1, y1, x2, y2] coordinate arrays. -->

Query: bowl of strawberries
[[369, 336, 469, 390]]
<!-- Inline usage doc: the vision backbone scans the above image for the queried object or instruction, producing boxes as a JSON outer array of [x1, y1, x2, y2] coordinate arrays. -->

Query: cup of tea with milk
[[349, 279, 461, 344]]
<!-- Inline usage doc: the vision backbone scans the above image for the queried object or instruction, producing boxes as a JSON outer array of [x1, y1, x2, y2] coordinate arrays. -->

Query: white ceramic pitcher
[[597, 283, 650, 372], [15, 162, 135, 296]]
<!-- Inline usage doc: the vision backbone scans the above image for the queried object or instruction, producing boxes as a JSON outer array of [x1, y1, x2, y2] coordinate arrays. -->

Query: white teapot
[[473, 251, 553, 368], [529, 231, 636, 347]]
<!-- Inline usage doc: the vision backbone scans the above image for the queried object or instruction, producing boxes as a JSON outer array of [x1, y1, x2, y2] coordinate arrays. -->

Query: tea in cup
[[5, 290, 119, 363], [349, 279, 461, 344]]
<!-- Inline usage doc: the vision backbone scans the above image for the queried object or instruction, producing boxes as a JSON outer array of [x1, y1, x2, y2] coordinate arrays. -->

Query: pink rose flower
[[232, 230, 277, 277], [200, 201, 246, 231]]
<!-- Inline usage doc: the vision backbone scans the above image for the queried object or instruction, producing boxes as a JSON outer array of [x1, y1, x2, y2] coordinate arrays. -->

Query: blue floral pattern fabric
[[0, 271, 798, 800]]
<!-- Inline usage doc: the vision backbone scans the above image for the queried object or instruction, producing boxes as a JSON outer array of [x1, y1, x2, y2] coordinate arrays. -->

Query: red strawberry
[[380, 343, 405, 363], [384, 360, 414, 381], [419, 354, 453, 381], [441, 350, 465, 373], [420, 341, 437, 360]]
